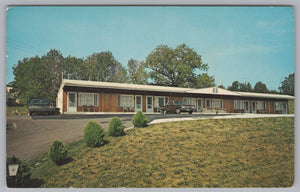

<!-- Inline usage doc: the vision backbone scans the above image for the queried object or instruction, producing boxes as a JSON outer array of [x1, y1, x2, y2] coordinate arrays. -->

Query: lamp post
[[7, 156, 20, 187]]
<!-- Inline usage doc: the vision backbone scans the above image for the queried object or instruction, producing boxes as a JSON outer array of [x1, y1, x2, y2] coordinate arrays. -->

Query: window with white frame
[[234, 100, 244, 110], [155, 96, 166, 108], [275, 102, 282, 111], [184, 97, 196, 106], [117, 95, 134, 108], [257, 101, 264, 110], [79, 93, 98, 106], [211, 99, 223, 108]]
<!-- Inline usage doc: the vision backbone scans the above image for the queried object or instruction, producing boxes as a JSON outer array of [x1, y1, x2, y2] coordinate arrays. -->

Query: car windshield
[[174, 101, 186, 105], [30, 99, 50, 105]]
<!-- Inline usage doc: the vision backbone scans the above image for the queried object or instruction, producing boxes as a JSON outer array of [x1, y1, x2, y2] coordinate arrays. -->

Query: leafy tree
[[145, 43, 211, 88], [227, 81, 253, 92], [254, 81, 269, 93], [63, 56, 87, 80], [246, 82, 253, 92], [127, 59, 149, 84], [227, 81, 240, 91], [218, 85, 225, 89], [13, 56, 50, 105], [269, 89, 279, 94], [279, 73, 294, 96], [41, 49, 64, 104], [85, 51, 127, 82], [190, 73, 216, 88]]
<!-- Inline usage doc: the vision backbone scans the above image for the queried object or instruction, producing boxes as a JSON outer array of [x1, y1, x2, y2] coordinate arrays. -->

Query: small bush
[[132, 111, 148, 128], [108, 117, 125, 137], [48, 140, 68, 165], [7, 156, 31, 187], [83, 121, 105, 147]]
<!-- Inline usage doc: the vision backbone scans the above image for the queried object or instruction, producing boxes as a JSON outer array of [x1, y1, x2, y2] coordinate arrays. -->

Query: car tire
[[29, 111, 32, 116], [189, 111, 193, 114], [176, 109, 181, 114]]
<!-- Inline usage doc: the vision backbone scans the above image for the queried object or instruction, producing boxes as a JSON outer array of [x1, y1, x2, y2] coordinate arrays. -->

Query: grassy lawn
[[28, 117, 294, 188], [6, 106, 28, 115]]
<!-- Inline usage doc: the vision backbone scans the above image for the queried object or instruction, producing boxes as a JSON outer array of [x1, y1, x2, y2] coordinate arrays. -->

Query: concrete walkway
[[148, 113, 295, 125]]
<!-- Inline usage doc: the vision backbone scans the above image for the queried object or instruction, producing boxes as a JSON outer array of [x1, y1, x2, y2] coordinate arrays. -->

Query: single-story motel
[[56, 79, 295, 114]]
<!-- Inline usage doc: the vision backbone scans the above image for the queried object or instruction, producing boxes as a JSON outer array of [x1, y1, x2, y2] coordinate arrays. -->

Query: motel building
[[56, 79, 294, 114]]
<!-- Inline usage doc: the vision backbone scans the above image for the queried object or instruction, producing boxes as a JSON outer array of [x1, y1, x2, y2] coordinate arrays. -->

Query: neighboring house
[[6, 85, 21, 106], [56, 79, 294, 114]]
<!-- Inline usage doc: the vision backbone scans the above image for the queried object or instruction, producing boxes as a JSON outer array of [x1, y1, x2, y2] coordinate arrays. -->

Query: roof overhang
[[60, 79, 295, 100]]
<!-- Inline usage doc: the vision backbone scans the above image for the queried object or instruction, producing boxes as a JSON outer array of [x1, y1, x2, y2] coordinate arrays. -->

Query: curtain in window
[[79, 93, 98, 106], [184, 98, 196, 106], [257, 101, 264, 110], [234, 100, 244, 109], [212, 99, 222, 108], [275, 102, 282, 110], [118, 95, 133, 107]]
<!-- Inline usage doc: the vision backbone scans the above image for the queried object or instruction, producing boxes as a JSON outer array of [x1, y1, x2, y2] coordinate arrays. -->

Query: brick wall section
[[63, 90, 67, 112], [101, 93, 118, 112], [223, 99, 234, 113]]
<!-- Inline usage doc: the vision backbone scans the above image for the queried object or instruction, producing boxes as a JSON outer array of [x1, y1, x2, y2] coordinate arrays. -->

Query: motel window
[[211, 99, 223, 108], [257, 101, 264, 110], [206, 99, 211, 108], [117, 95, 134, 108], [184, 98, 196, 106], [275, 102, 282, 111], [155, 96, 166, 107], [234, 100, 244, 110], [79, 93, 98, 106]]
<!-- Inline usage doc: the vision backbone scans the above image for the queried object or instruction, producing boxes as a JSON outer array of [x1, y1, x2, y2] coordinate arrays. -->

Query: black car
[[28, 99, 57, 115], [160, 100, 195, 114]]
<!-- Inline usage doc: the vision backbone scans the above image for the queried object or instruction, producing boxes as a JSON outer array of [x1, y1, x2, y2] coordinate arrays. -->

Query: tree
[[254, 81, 269, 93], [41, 49, 64, 104], [246, 82, 253, 92], [279, 73, 294, 96], [85, 51, 127, 82], [228, 81, 240, 91], [145, 43, 211, 88], [127, 59, 149, 84], [218, 85, 225, 89], [63, 56, 86, 80], [13, 56, 50, 105], [190, 73, 216, 88], [227, 81, 253, 92]]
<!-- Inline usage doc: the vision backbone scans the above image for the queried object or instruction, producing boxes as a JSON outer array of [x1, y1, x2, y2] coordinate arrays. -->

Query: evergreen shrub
[[83, 121, 105, 147], [108, 117, 125, 137], [132, 111, 148, 128], [48, 140, 68, 165]]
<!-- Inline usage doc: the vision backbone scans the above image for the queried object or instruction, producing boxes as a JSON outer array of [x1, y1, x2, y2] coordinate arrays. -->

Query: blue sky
[[6, 6, 294, 90]]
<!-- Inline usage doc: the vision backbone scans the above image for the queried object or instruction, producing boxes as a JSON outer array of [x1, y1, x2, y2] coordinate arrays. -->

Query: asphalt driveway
[[6, 113, 230, 161]]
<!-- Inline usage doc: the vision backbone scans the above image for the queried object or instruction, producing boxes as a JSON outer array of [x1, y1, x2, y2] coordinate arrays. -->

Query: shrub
[[108, 117, 125, 137], [48, 140, 68, 165], [6, 156, 31, 187], [132, 111, 148, 128], [83, 121, 105, 147]]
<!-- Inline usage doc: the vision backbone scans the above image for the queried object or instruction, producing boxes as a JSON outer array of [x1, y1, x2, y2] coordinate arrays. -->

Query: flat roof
[[61, 79, 295, 100], [236, 91, 295, 100]]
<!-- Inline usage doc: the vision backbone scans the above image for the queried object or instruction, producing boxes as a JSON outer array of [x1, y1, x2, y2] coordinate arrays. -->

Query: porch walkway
[[148, 113, 295, 125]]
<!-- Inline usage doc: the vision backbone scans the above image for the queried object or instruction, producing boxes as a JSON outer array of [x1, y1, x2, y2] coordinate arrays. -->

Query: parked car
[[160, 100, 195, 114], [28, 99, 57, 115]]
